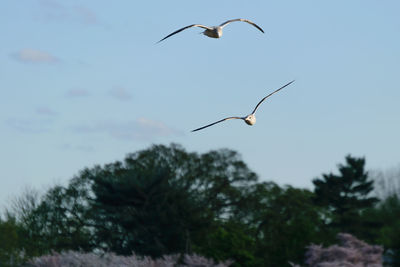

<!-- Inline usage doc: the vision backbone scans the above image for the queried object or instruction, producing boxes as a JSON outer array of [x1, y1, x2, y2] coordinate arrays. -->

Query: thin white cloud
[[73, 6, 97, 24], [6, 118, 54, 133], [137, 117, 176, 136], [72, 118, 183, 141], [12, 49, 58, 64], [37, 0, 98, 25], [37, 0, 67, 20], [108, 87, 133, 101], [66, 89, 90, 98], [36, 107, 57, 116]]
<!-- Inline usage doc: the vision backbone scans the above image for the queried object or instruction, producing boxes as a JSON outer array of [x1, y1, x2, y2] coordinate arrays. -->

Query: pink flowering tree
[[300, 233, 383, 267], [26, 251, 233, 267]]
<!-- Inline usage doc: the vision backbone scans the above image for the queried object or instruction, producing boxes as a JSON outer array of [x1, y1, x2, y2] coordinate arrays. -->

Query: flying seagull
[[192, 80, 295, 132], [157, 18, 264, 43]]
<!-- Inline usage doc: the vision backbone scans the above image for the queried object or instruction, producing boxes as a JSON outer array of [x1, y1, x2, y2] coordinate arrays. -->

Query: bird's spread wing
[[191, 117, 243, 132], [157, 24, 211, 43], [219, 18, 264, 33], [251, 80, 295, 115]]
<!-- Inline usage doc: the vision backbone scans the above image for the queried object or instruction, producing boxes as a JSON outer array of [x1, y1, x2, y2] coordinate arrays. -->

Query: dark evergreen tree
[[312, 155, 379, 235]]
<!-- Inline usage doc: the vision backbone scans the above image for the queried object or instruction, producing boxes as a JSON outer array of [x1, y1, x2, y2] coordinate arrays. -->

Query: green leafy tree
[[259, 185, 324, 266], [363, 194, 400, 266], [90, 144, 258, 256], [29, 186, 94, 252], [313, 155, 379, 236], [7, 185, 96, 257], [0, 216, 25, 266], [194, 221, 259, 267], [7, 188, 47, 258], [4, 144, 259, 262], [229, 182, 325, 267], [47, 143, 259, 258]]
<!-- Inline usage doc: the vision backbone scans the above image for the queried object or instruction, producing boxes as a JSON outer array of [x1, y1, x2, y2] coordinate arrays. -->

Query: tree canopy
[[1, 144, 398, 266]]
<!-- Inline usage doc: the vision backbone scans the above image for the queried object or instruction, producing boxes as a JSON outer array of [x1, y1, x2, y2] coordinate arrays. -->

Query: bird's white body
[[203, 27, 223, 38], [244, 114, 256, 125]]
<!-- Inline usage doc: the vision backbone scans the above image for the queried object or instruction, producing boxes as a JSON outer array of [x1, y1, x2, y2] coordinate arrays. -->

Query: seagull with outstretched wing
[[192, 80, 295, 132], [157, 18, 264, 43]]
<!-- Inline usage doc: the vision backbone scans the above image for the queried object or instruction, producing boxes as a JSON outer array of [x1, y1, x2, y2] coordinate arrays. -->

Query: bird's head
[[216, 27, 223, 36], [244, 114, 256, 125]]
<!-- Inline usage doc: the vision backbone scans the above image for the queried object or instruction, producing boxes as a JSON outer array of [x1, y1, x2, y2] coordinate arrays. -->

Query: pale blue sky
[[1, 0, 399, 208]]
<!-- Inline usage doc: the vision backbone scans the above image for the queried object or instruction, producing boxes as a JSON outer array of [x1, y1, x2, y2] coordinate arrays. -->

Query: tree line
[[0, 143, 399, 266]]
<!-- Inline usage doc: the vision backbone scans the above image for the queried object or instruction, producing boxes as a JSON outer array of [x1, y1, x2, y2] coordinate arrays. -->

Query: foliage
[[0, 216, 26, 266], [246, 183, 325, 266], [312, 155, 379, 236], [4, 144, 258, 262], [1, 145, 399, 266], [362, 194, 400, 266], [82, 143, 258, 257], [193, 221, 258, 267], [5, 185, 95, 258]]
